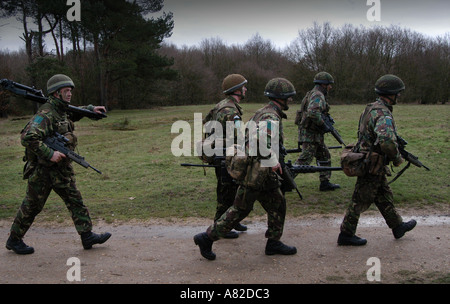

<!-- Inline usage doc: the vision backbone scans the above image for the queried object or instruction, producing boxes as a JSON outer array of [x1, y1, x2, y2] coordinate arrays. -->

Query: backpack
[[340, 102, 387, 177]]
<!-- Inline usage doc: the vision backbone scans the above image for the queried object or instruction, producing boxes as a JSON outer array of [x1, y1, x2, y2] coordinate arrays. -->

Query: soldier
[[337, 74, 417, 246], [295, 72, 340, 191], [194, 78, 298, 260], [202, 74, 248, 238], [5, 74, 111, 254]]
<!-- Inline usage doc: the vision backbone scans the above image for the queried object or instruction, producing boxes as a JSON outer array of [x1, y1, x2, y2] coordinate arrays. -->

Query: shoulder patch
[[33, 116, 44, 124]]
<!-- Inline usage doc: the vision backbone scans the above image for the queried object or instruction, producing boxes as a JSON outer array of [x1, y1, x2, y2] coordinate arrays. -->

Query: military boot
[[265, 239, 297, 255], [224, 231, 239, 239], [320, 181, 341, 191], [392, 220, 417, 239], [6, 236, 34, 254], [81, 231, 111, 249], [193, 232, 216, 260], [337, 232, 367, 246], [234, 223, 248, 232]]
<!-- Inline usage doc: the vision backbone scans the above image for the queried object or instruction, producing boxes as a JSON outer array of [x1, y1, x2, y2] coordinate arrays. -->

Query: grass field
[[0, 103, 448, 223]]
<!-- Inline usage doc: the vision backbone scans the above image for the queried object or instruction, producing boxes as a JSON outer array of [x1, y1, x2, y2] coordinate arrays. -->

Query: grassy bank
[[0, 103, 448, 223]]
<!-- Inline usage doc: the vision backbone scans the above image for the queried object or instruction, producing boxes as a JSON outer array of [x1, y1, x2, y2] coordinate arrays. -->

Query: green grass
[[0, 103, 448, 222]]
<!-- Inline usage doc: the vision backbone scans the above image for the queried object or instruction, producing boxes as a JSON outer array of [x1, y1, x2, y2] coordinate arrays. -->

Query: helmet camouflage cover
[[375, 74, 405, 95], [222, 74, 247, 95], [264, 78, 296, 99], [313, 72, 334, 84], [47, 74, 75, 94]]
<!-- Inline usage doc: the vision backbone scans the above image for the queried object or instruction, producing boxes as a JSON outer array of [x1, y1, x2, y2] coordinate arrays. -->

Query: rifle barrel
[[180, 163, 219, 168]]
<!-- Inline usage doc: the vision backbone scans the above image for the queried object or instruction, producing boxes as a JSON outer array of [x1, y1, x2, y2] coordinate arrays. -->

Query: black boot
[[392, 220, 417, 239], [234, 223, 248, 232], [193, 232, 216, 260], [320, 181, 341, 191], [224, 231, 239, 239], [265, 239, 297, 255], [81, 231, 111, 249], [6, 236, 34, 254], [337, 232, 367, 246]]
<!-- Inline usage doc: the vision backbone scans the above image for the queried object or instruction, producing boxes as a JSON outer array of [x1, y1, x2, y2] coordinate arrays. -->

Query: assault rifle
[[0, 79, 107, 120], [279, 146, 342, 199], [388, 135, 430, 184], [322, 113, 346, 146], [44, 132, 102, 174]]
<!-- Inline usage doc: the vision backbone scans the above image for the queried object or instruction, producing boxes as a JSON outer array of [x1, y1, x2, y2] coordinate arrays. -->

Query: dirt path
[[0, 212, 449, 284]]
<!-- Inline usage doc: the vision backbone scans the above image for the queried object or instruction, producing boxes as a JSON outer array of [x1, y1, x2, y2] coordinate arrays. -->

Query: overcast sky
[[0, 0, 449, 52]]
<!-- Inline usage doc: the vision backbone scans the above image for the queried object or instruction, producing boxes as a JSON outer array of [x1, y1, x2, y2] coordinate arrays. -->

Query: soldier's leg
[[373, 178, 417, 239], [316, 143, 332, 182], [10, 166, 52, 240], [51, 168, 92, 235], [317, 143, 340, 191], [207, 186, 255, 240], [214, 167, 239, 221], [258, 188, 296, 255], [374, 177, 403, 229], [295, 142, 317, 166], [340, 176, 375, 236], [257, 187, 286, 241]]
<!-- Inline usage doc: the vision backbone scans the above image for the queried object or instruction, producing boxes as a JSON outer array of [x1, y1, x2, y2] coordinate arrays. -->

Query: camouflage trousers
[[214, 166, 239, 221], [207, 185, 286, 241], [295, 142, 331, 182], [340, 174, 403, 236], [10, 163, 92, 240]]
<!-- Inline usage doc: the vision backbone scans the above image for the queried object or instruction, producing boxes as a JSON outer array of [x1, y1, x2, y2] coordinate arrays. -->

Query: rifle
[[279, 146, 342, 199], [0, 79, 107, 120], [322, 113, 346, 146], [44, 132, 102, 174], [181, 155, 225, 169], [388, 135, 430, 184]]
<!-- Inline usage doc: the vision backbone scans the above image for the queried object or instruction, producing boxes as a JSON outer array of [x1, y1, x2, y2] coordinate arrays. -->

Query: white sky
[[0, 0, 449, 52]]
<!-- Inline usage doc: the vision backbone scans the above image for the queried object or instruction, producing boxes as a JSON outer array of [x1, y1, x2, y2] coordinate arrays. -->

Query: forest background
[[0, 0, 449, 117]]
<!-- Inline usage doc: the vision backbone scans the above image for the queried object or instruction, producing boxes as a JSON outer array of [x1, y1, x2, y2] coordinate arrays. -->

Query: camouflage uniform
[[296, 85, 332, 182], [203, 96, 243, 222], [340, 98, 403, 236], [9, 96, 95, 240], [207, 101, 286, 241]]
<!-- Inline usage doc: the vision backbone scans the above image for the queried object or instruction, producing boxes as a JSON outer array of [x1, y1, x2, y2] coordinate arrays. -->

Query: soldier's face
[[59, 87, 72, 103]]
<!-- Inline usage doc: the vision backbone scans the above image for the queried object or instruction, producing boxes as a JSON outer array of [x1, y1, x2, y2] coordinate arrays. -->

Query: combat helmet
[[313, 72, 334, 84], [264, 78, 296, 99], [47, 74, 75, 95], [375, 74, 405, 95], [222, 74, 247, 95]]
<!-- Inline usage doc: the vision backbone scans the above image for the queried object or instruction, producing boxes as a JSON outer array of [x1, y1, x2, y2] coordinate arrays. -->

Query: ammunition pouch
[[225, 145, 249, 181], [340, 144, 385, 177]]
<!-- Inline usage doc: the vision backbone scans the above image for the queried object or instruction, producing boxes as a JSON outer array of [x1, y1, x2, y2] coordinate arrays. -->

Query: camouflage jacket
[[247, 101, 286, 159], [203, 96, 243, 142], [21, 96, 94, 164], [357, 98, 402, 164], [298, 85, 330, 143]]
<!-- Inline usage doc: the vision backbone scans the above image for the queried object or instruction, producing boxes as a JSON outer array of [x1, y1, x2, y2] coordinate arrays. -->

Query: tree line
[[0, 1, 448, 117]]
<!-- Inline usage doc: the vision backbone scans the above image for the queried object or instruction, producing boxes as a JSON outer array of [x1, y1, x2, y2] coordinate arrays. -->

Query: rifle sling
[[388, 161, 411, 185]]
